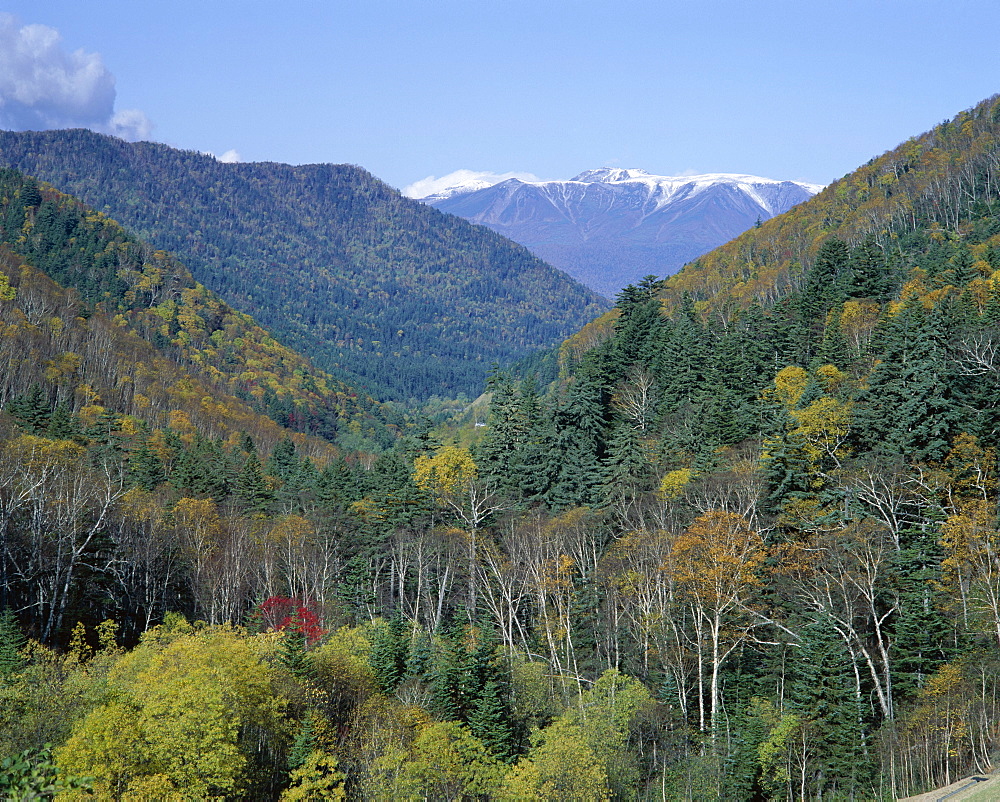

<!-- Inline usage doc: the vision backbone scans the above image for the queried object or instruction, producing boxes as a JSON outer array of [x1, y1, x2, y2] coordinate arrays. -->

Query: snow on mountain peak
[[569, 168, 653, 183], [407, 167, 824, 205], [419, 166, 824, 298], [403, 169, 543, 201]]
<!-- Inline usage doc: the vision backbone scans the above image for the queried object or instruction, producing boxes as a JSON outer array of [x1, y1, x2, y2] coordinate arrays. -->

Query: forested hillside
[[6, 99, 1000, 800], [659, 94, 1000, 318], [0, 167, 409, 446], [0, 129, 609, 401]]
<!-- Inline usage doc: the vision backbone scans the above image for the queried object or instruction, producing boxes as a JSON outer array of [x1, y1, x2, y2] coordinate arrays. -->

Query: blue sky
[[3, 1, 1000, 192]]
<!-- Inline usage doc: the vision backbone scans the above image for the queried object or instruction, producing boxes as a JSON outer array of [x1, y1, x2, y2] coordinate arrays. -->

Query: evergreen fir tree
[[238, 431, 257, 455], [45, 401, 80, 441], [278, 624, 317, 682], [656, 298, 710, 409], [852, 301, 960, 463], [848, 235, 893, 301], [702, 320, 765, 443], [814, 311, 851, 370], [951, 245, 980, 287], [316, 457, 359, 509], [267, 435, 298, 480], [236, 453, 274, 514], [890, 527, 955, 702], [19, 178, 42, 209], [86, 409, 129, 477], [468, 679, 519, 762], [406, 629, 433, 680], [370, 615, 409, 694], [786, 615, 873, 798], [544, 376, 607, 509], [612, 275, 669, 374], [601, 419, 654, 508], [515, 398, 558, 503], [287, 715, 318, 772], [762, 422, 814, 518], [7, 383, 51, 433], [476, 372, 525, 495], [801, 238, 850, 321], [128, 438, 166, 491], [430, 622, 472, 722], [0, 609, 26, 679]]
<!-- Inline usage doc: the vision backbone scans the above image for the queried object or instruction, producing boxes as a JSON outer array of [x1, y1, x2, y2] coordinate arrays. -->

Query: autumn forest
[[4, 96, 1000, 800]]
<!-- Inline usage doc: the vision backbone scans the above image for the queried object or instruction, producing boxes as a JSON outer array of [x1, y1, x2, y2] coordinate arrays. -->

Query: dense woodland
[[4, 97, 1000, 799], [0, 130, 609, 402]]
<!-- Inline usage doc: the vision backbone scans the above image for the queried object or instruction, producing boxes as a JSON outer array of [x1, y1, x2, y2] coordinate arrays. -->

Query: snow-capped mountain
[[416, 169, 822, 298]]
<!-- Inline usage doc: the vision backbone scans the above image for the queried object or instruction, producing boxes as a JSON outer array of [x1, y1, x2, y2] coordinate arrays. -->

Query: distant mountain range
[[0, 129, 608, 402], [413, 168, 822, 298]]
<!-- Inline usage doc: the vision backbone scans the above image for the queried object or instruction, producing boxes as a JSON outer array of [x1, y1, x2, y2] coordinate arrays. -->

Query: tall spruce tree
[[848, 235, 893, 301], [370, 615, 410, 695], [786, 615, 872, 798], [7, 383, 51, 434], [236, 452, 274, 514], [801, 238, 851, 322], [544, 375, 607, 509], [0, 609, 26, 678], [852, 301, 960, 463]]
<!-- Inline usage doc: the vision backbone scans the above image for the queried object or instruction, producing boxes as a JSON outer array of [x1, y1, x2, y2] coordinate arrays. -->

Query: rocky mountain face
[[419, 168, 821, 297]]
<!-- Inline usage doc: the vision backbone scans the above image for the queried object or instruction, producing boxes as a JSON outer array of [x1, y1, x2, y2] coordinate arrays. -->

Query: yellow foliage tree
[[413, 446, 503, 618], [57, 627, 286, 799], [672, 511, 765, 733], [941, 499, 1000, 645], [502, 721, 610, 802]]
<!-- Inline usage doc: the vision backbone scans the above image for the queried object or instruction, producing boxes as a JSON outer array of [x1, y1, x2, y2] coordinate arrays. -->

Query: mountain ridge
[[418, 168, 820, 297]]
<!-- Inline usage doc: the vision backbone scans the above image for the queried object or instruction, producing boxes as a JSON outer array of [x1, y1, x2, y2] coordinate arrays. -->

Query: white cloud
[[402, 169, 543, 199], [0, 14, 151, 140], [217, 149, 241, 163]]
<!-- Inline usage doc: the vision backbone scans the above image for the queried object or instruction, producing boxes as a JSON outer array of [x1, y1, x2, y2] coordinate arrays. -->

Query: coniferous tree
[[801, 238, 850, 322], [19, 178, 41, 209], [515, 397, 558, 503], [45, 401, 81, 441], [544, 376, 606, 509], [762, 423, 814, 518], [612, 275, 668, 374], [430, 623, 471, 722], [950, 245, 980, 287], [128, 439, 166, 491], [86, 409, 129, 478], [786, 615, 872, 798], [287, 715, 318, 772], [814, 311, 851, 370], [267, 435, 298, 481], [657, 296, 710, 409], [370, 615, 409, 695], [890, 527, 956, 702], [0, 609, 26, 678], [468, 679, 520, 762], [601, 419, 654, 507], [236, 452, 274, 514], [7, 383, 51, 433], [853, 302, 960, 463], [848, 235, 893, 301], [278, 622, 317, 683], [406, 629, 434, 680], [477, 372, 525, 496]]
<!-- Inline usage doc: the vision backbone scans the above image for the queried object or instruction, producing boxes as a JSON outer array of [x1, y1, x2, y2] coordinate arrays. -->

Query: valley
[[3, 94, 1000, 799]]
